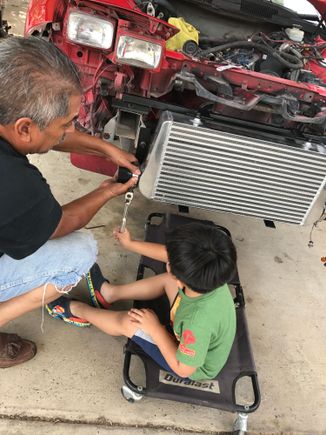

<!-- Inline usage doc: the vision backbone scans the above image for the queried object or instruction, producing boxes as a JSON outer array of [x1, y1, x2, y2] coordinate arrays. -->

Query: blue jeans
[[0, 231, 97, 302]]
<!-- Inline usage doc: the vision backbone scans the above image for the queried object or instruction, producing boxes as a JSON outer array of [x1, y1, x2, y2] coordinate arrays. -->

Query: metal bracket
[[280, 99, 326, 124], [233, 412, 248, 434], [121, 385, 143, 402], [175, 72, 263, 111], [176, 71, 326, 123], [146, 2, 155, 16]]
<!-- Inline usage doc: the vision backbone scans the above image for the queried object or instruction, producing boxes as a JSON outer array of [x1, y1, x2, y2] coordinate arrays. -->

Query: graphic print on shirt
[[179, 329, 196, 357]]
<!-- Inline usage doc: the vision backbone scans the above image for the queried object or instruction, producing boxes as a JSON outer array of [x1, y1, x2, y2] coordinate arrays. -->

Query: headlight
[[116, 36, 162, 69], [67, 11, 114, 50]]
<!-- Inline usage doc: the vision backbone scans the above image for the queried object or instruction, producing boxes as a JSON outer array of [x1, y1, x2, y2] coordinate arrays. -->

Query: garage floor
[[1, 2, 326, 434]]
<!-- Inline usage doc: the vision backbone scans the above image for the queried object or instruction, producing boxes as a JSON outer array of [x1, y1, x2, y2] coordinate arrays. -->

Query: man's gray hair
[[0, 36, 81, 129]]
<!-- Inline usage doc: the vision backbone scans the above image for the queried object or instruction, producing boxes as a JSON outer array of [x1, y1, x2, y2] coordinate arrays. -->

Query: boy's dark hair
[[165, 223, 237, 293]]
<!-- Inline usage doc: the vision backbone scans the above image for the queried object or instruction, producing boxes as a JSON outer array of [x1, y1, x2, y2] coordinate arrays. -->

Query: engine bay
[[135, 0, 326, 85]]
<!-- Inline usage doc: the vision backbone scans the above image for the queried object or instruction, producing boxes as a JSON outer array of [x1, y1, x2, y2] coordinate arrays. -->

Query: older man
[[0, 37, 139, 368]]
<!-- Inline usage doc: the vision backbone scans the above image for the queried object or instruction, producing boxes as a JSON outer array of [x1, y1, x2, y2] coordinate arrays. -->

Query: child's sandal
[[46, 296, 90, 328], [86, 263, 111, 309]]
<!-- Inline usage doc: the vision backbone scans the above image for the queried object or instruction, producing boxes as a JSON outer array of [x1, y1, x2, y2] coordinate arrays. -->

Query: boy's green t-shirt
[[171, 284, 236, 381]]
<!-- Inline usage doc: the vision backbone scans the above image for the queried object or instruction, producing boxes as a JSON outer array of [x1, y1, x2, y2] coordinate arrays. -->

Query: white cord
[[40, 278, 82, 333]]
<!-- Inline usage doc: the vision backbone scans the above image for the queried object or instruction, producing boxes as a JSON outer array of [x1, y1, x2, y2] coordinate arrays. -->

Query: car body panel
[[24, 0, 326, 223]]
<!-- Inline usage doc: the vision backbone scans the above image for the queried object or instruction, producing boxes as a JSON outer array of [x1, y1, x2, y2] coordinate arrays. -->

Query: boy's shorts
[[132, 329, 179, 376]]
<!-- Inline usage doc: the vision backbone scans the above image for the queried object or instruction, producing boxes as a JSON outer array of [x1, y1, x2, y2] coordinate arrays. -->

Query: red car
[[25, 0, 326, 225]]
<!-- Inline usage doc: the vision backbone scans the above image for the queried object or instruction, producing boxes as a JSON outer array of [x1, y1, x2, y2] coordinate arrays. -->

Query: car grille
[[139, 112, 326, 224]]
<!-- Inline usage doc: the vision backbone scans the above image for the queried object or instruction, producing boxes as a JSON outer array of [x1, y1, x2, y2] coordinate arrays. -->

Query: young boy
[[47, 223, 237, 380]]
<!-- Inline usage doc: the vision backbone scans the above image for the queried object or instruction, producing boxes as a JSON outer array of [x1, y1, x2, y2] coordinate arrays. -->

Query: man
[[0, 37, 139, 368]]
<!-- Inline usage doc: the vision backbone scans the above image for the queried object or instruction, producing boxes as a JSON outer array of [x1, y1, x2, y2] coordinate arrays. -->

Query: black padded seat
[[122, 213, 260, 428]]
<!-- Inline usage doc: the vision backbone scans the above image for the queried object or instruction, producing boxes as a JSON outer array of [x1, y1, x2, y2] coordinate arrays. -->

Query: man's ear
[[13, 118, 35, 143]]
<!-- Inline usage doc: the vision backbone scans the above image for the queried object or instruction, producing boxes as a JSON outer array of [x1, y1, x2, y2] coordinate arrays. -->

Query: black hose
[[199, 36, 242, 46], [200, 40, 303, 69], [155, 0, 177, 16], [315, 43, 326, 50]]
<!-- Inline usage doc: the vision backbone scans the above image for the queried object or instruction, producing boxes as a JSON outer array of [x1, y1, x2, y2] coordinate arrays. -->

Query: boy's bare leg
[[100, 272, 178, 306], [0, 284, 69, 327], [70, 302, 137, 338]]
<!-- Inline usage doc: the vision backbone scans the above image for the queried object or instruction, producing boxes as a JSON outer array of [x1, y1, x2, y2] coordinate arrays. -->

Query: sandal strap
[[48, 296, 89, 324], [95, 290, 111, 309], [87, 263, 111, 309]]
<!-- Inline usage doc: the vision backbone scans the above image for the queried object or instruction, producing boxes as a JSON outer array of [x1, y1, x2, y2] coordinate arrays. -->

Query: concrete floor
[[1, 2, 326, 434]]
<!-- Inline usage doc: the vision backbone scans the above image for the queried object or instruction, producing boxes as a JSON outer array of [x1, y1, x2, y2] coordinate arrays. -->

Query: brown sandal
[[0, 332, 37, 369]]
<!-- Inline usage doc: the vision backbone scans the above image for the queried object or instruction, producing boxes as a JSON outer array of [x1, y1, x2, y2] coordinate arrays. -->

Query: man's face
[[33, 93, 81, 154]]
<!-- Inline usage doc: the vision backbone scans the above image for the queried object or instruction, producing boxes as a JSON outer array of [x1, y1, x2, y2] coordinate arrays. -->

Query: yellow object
[[166, 17, 199, 52]]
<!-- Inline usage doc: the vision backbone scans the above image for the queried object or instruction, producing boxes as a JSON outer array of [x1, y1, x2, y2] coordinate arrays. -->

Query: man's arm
[[52, 130, 140, 175], [51, 177, 136, 239], [114, 228, 168, 263]]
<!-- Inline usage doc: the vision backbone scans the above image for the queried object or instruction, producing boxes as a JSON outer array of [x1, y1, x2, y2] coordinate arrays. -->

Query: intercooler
[[139, 112, 326, 225]]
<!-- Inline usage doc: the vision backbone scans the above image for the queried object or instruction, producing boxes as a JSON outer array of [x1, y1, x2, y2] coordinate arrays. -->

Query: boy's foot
[[46, 296, 91, 327], [0, 332, 37, 369], [86, 263, 111, 309]]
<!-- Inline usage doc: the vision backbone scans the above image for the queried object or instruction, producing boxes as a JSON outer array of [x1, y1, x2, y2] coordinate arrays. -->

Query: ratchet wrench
[[120, 190, 134, 232]]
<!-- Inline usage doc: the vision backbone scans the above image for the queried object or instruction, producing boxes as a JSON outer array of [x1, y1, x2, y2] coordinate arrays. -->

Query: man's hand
[[56, 131, 141, 175], [128, 308, 162, 335], [113, 227, 133, 248], [99, 176, 136, 198], [106, 147, 140, 176]]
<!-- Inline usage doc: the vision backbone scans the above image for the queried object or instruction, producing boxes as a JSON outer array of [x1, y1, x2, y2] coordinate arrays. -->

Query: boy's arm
[[151, 324, 197, 378], [114, 228, 168, 263], [128, 308, 196, 378]]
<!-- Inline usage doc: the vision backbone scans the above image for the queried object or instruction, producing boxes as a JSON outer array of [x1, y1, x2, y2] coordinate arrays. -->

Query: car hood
[[309, 0, 326, 16]]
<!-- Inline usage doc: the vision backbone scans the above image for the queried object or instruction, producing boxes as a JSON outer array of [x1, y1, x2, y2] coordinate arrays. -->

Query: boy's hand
[[128, 308, 161, 335], [113, 227, 133, 247]]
